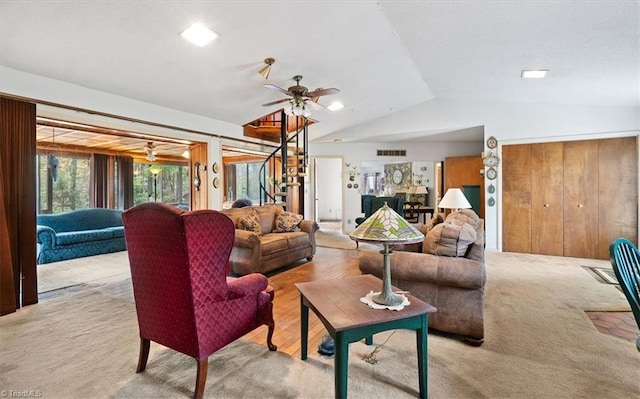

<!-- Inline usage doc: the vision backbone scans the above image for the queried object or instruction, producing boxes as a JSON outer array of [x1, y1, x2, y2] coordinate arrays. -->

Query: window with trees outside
[[225, 161, 268, 203], [36, 152, 190, 213], [37, 153, 90, 214], [133, 162, 190, 209]]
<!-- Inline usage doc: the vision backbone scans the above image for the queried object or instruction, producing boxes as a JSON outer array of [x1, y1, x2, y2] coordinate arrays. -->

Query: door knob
[[544, 204, 550, 207], [578, 204, 584, 208]]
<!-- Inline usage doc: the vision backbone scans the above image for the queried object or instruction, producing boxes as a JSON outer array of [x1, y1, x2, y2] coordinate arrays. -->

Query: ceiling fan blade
[[306, 87, 340, 98], [264, 84, 291, 96], [262, 98, 290, 107]]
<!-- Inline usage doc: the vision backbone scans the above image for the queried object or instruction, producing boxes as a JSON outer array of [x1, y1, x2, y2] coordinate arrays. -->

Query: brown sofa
[[221, 204, 318, 275], [358, 209, 486, 345]]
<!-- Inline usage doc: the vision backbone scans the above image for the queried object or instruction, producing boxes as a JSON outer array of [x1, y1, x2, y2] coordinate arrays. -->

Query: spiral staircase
[[244, 110, 310, 215]]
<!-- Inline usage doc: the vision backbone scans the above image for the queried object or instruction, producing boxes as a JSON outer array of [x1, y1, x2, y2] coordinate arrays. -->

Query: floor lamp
[[149, 166, 162, 202]]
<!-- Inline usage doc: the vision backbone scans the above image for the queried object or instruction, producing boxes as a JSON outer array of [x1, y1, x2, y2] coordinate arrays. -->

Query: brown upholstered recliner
[[122, 203, 277, 398], [359, 209, 486, 345]]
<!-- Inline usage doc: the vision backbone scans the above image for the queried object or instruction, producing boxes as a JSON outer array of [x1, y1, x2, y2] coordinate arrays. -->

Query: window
[[225, 162, 268, 202], [133, 163, 190, 209], [37, 153, 90, 214]]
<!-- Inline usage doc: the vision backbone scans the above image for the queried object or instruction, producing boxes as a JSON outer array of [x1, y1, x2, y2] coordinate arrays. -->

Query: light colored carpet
[[37, 250, 130, 293], [2, 250, 639, 398]]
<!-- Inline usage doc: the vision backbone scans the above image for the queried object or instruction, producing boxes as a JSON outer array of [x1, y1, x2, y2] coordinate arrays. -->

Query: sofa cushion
[[260, 234, 289, 253], [285, 231, 310, 248], [238, 210, 262, 235], [423, 222, 477, 257], [255, 205, 283, 234], [56, 229, 114, 245], [104, 226, 125, 238], [274, 212, 303, 232]]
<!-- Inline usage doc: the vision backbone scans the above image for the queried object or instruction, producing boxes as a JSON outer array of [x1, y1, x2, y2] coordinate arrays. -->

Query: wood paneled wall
[[444, 155, 484, 219], [190, 143, 208, 210]]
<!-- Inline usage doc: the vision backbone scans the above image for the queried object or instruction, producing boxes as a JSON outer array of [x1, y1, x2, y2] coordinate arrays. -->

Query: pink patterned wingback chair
[[122, 203, 276, 399]]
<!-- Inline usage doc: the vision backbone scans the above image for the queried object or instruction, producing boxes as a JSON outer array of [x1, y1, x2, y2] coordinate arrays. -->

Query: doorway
[[314, 157, 343, 233]]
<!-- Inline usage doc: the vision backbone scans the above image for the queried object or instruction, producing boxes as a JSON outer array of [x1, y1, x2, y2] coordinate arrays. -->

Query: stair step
[[286, 182, 301, 186], [273, 192, 288, 196]]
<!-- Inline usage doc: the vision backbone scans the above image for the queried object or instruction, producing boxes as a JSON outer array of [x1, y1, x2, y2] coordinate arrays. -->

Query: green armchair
[[355, 196, 404, 227]]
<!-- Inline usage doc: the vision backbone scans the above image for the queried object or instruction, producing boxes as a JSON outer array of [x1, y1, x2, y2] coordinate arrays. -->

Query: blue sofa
[[36, 208, 127, 264]]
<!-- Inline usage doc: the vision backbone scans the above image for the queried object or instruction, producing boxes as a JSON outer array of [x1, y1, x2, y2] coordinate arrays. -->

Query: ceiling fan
[[262, 75, 340, 117]]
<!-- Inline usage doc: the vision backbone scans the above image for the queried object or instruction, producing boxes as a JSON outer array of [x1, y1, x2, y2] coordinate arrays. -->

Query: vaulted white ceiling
[[1, 1, 638, 144]]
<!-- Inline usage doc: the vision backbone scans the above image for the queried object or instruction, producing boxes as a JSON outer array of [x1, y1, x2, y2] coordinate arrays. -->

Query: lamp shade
[[438, 188, 471, 209], [350, 203, 424, 244], [413, 186, 428, 194], [350, 202, 424, 307]]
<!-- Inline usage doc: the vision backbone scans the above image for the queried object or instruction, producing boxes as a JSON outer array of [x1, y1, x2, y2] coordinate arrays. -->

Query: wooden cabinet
[[502, 137, 637, 260]]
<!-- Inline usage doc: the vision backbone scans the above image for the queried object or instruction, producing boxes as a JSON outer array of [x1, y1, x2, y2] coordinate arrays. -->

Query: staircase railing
[[259, 111, 309, 208]]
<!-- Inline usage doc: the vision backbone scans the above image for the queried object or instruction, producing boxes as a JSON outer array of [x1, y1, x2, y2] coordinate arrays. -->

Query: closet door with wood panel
[[531, 142, 564, 255], [502, 144, 532, 253], [563, 140, 599, 259], [597, 136, 638, 258]]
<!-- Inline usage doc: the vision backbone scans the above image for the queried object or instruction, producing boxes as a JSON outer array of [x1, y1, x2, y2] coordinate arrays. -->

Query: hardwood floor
[[243, 246, 362, 357]]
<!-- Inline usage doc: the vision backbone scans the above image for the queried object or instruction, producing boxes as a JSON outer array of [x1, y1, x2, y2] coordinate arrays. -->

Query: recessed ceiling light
[[180, 23, 218, 47], [327, 102, 344, 111], [521, 69, 548, 78]]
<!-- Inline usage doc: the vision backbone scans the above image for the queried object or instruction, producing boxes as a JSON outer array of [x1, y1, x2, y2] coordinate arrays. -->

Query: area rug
[[36, 250, 130, 293], [1, 251, 639, 398]]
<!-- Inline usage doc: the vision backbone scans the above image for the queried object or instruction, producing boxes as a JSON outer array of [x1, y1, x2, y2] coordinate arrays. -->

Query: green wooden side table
[[296, 274, 437, 398]]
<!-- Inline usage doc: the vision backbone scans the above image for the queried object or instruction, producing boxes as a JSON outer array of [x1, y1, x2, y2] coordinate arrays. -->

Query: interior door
[[531, 142, 564, 255], [563, 140, 599, 258]]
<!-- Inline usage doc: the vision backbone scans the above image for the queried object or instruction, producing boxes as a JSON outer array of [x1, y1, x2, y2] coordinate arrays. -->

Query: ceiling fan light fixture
[[144, 142, 158, 162], [258, 57, 275, 79]]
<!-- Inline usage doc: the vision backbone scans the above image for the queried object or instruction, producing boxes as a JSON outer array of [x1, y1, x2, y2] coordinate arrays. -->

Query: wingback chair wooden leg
[[194, 358, 208, 399], [136, 338, 150, 373], [267, 321, 277, 351]]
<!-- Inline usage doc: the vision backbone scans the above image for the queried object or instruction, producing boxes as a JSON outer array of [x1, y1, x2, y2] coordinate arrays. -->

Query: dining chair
[[609, 237, 640, 352]]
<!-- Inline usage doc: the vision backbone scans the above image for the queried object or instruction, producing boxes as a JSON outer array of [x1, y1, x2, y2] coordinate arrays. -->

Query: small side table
[[296, 274, 437, 398]]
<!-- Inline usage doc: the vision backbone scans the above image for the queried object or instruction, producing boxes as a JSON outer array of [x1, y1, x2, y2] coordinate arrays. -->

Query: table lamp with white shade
[[438, 188, 471, 211]]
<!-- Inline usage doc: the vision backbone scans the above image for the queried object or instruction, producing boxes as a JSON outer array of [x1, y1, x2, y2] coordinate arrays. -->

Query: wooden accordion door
[[597, 136, 637, 259], [531, 142, 564, 256], [563, 140, 600, 259], [502, 144, 532, 253]]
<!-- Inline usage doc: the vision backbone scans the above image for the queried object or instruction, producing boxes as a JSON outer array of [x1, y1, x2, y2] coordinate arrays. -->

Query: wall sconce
[[193, 162, 207, 191]]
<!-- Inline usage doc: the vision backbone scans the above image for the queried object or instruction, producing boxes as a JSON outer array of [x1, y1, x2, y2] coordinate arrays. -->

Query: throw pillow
[[423, 221, 477, 257], [238, 210, 262, 235], [274, 212, 303, 233]]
